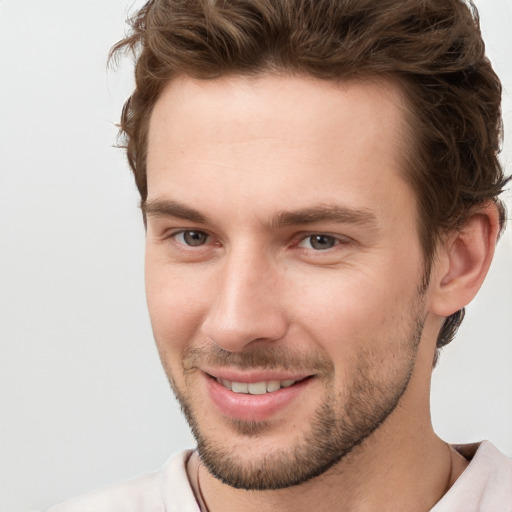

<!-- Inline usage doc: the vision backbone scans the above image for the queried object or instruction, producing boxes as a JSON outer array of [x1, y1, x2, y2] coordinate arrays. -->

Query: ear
[[428, 202, 500, 316]]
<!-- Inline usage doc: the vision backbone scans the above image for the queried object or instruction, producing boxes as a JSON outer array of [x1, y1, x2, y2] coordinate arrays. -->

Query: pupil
[[310, 235, 334, 250], [184, 231, 206, 246]]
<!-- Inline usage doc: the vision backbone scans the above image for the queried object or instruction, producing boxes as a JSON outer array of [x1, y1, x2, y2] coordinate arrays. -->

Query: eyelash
[[172, 230, 211, 247], [298, 234, 342, 251], [170, 230, 348, 252]]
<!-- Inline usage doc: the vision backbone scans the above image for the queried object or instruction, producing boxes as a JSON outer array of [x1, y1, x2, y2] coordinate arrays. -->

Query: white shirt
[[432, 441, 512, 511], [43, 441, 512, 512]]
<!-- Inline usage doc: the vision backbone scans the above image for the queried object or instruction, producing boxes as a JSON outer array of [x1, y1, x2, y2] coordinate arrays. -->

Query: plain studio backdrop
[[0, 1, 510, 511]]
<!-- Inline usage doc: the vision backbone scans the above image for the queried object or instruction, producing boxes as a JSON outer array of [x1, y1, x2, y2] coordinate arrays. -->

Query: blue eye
[[176, 230, 208, 246], [301, 234, 338, 250]]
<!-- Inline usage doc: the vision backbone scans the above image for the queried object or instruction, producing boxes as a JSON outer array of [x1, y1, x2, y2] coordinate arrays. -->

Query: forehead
[[147, 73, 409, 161], [146, 74, 414, 227]]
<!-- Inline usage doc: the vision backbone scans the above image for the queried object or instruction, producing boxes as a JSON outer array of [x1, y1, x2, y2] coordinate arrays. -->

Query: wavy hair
[[110, 0, 509, 352]]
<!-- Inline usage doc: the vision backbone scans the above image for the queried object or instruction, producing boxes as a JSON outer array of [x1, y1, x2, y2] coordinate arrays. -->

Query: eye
[[174, 230, 209, 246], [299, 234, 339, 251]]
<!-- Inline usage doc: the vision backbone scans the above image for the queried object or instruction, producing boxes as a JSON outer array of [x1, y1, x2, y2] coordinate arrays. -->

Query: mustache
[[182, 344, 334, 375]]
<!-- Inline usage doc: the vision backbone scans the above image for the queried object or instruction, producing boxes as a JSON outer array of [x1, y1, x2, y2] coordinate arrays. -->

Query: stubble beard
[[165, 310, 425, 491]]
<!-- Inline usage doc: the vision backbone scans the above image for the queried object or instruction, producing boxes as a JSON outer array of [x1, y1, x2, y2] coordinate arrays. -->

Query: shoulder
[[473, 441, 512, 506], [432, 441, 512, 512], [42, 450, 199, 512], [44, 471, 163, 512]]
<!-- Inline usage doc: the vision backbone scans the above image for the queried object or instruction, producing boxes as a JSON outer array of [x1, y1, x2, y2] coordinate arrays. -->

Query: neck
[[192, 425, 462, 512]]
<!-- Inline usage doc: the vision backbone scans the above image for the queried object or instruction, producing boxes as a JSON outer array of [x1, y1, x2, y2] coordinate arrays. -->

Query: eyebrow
[[142, 198, 377, 229], [270, 204, 378, 229], [142, 199, 207, 223]]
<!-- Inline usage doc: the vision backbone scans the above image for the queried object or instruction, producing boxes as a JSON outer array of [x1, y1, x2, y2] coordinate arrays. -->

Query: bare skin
[[189, 325, 469, 512], [187, 447, 467, 512], [145, 75, 496, 512]]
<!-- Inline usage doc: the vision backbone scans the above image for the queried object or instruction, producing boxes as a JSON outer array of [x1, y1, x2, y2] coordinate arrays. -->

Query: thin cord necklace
[[196, 460, 211, 512]]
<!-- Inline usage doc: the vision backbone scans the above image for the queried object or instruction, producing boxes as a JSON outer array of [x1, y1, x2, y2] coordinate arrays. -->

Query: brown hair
[[110, 0, 509, 351]]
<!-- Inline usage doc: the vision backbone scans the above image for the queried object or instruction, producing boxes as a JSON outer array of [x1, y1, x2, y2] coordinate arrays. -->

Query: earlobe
[[429, 202, 500, 316]]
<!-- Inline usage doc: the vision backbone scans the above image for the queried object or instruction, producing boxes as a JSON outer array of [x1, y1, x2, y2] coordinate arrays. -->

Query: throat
[[186, 435, 466, 512]]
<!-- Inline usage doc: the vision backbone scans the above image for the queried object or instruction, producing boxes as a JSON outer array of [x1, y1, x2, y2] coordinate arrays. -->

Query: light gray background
[[0, 1, 510, 511]]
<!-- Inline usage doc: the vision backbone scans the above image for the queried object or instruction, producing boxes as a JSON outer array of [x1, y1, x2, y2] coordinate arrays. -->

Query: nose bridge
[[201, 240, 286, 351]]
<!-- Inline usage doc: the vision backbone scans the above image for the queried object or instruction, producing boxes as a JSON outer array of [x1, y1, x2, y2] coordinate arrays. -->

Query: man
[[46, 0, 511, 510]]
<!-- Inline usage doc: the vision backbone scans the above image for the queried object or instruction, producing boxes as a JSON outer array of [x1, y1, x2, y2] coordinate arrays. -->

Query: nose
[[200, 247, 288, 352]]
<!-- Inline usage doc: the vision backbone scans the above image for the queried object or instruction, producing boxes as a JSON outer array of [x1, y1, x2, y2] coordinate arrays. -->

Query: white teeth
[[248, 382, 267, 395], [216, 377, 299, 394], [266, 380, 281, 392], [231, 381, 248, 393]]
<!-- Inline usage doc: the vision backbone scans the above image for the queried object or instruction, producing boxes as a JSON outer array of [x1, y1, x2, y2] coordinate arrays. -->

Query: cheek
[[144, 256, 210, 354], [286, 263, 421, 356]]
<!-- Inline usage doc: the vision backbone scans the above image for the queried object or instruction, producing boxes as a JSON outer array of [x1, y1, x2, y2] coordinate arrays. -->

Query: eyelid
[[159, 226, 352, 252], [169, 228, 213, 246], [296, 232, 352, 249]]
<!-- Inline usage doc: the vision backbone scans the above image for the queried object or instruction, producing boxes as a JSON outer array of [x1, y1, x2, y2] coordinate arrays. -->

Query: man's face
[[145, 75, 432, 489]]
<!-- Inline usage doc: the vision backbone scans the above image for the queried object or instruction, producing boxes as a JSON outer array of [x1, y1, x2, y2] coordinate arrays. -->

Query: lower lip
[[204, 374, 313, 422]]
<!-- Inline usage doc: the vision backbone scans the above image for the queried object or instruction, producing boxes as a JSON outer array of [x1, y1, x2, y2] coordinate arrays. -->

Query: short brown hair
[[111, 0, 509, 351]]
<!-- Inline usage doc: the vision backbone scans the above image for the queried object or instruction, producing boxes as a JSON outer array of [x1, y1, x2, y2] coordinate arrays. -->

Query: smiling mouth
[[211, 376, 310, 395]]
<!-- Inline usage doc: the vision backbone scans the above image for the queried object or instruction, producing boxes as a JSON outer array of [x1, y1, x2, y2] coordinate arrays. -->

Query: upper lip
[[202, 368, 314, 383]]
